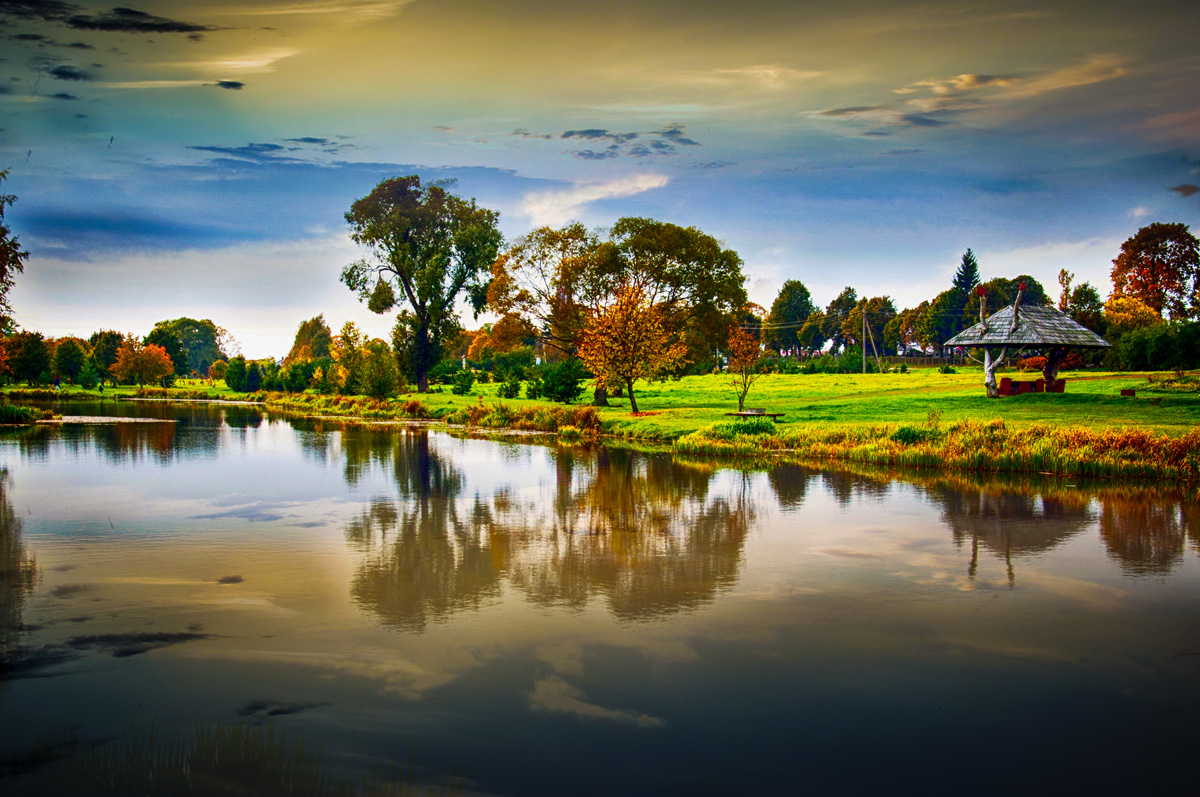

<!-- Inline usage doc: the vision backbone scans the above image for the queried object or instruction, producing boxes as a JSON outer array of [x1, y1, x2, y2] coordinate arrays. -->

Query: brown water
[[1, 401, 1198, 794]]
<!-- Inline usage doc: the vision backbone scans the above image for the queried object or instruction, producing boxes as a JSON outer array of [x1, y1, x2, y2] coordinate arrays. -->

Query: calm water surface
[[1, 401, 1199, 794]]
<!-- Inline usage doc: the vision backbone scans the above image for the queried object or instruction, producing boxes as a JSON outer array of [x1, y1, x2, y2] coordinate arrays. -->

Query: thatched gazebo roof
[[946, 305, 1110, 349]]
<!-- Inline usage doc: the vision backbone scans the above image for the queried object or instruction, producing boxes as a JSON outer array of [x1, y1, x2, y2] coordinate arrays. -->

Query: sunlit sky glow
[[2, 0, 1198, 356]]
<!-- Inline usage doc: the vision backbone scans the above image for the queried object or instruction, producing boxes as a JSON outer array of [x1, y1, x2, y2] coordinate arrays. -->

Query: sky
[[1, 0, 1198, 358]]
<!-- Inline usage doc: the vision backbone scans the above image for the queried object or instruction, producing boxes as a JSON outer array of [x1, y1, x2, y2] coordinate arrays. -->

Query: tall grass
[[2, 719, 462, 796], [675, 417, 1200, 483]]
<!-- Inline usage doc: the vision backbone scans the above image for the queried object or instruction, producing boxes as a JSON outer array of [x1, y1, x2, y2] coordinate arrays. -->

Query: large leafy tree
[[153, 318, 229, 375], [821, 287, 858, 353], [841, 296, 898, 354], [763, 280, 814, 353], [342, 175, 503, 392], [0, 170, 28, 334], [10, 331, 48, 385], [52, 337, 89, 383], [285, 314, 333, 365], [88, 329, 122, 385], [1110, 222, 1200, 319], [609, 217, 746, 366]]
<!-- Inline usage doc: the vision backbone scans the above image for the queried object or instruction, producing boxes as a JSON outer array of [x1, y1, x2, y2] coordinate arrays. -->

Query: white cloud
[[1003, 54, 1129, 99], [211, 1, 415, 23], [520, 174, 669, 227], [157, 48, 301, 75], [529, 676, 666, 728]]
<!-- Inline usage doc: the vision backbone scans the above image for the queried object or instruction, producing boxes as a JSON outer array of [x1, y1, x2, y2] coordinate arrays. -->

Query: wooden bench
[[724, 409, 785, 420], [998, 378, 1065, 396]]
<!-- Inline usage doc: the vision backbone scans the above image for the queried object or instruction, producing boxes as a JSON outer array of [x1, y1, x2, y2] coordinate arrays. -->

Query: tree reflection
[[0, 468, 37, 667], [920, 476, 1093, 586], [1099, 494, 1200, 577], [345, 437, 753, 629]]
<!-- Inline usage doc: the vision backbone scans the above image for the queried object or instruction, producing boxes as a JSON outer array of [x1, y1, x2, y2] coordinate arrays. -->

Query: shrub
[[539, 358, 587, 404], [704, 417, 777, 440], [451, 369, 475, 395], [497, 371, 522, 399], [937, 364, 956, 374]]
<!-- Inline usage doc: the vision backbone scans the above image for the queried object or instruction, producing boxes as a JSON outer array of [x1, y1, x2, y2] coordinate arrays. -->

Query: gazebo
[[946, 286, 1110, 397]]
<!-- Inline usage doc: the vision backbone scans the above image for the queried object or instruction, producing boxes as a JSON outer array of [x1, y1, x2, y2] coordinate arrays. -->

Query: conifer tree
[[952, 249, 981, 296]]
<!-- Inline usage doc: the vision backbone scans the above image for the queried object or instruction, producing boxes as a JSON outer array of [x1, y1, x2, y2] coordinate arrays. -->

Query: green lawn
[[5, 369, 1196, 442]]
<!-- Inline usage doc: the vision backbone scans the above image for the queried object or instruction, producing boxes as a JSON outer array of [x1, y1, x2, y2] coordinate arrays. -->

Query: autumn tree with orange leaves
[[727, 325, 762, 412], [112, 337, 174, 387], [1110, 222, 1199, 320], [578, 282, 687, 414]]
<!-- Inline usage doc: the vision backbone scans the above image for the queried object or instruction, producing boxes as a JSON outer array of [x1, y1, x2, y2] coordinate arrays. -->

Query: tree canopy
[[285, 314, 333, 364], [763, 280, 814, 353], [153, 318, 230, 375], [1110, 222, 1199, 320], [342, 175, 503, 392], [821, 287, 858, 353]]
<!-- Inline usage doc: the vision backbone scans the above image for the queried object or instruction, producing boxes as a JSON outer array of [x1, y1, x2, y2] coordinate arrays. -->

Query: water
[[1, 401, 1198, 794]]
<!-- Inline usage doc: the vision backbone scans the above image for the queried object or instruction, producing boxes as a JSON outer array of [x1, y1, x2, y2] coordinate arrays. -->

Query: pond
[[1, 400, 1198, 794]]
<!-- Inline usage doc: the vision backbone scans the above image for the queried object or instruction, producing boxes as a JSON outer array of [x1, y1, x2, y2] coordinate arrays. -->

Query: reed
[[2, 719, 462, 796], [675, 417, 1200, 483]]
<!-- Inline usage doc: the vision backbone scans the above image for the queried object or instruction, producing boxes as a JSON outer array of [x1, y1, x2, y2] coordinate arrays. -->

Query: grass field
[[4, 368, 1196, 439]]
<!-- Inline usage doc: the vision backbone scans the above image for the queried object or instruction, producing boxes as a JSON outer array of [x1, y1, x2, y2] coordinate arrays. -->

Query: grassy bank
[[5, 368, 1198, 480]]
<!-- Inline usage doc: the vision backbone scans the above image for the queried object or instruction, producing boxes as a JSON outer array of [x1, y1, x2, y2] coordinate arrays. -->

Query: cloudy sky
[[1, 0, 1197, 357]]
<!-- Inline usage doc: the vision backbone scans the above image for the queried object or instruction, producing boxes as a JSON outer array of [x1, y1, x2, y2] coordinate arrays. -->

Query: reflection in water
[[927, 478, 1093, 586], [0, 469, 36, 667], [343, 434, 752, 629], [1099, 494, 1200, 577]]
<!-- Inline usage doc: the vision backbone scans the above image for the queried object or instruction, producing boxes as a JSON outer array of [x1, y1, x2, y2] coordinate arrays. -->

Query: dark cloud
[[237, 700, 327, 719], [572, 148, 620, 160], [820, 106, 883, 117], [65, 7, 215, 35], [882, 148, 922, 156], [1170, 183, 1198, 197], [0, 1, 78, 22], [653, 123, 700, 146], [284, 136, 329, 145], [862, 131, 892, 136], [64, 39, 89, 48], [50, 583, 90, 597], [216, 574, 244, 584], [12, 31, 45, 40], [695, 161, 734, 169], [48, 64, 88, 80], [213, 79, 243, 90], [187, 142, 300, 165], [512, 128, 551, 140], [562, 128, 638, 144], [900, 114, 947, 127], [49, 91, 77, 99]]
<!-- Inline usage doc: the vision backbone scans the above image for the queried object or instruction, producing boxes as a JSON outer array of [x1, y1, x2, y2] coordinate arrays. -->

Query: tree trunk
[[592, 387, 609, 407], [627, 380, 638, 414], [417, 372, 428, 393], [1042, 347, 1068, 387], [983, 346, 1006, 398]]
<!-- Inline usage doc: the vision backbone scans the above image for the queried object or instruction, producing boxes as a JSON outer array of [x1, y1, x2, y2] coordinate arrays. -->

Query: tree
[[361, 339, 401, 400], [727, 326, 762, 412], [10, 331, 48, 385], [333, 321, 365, 394], [578, 282, 687, 414], [285, 314, 333, 365], [841, 296, 897, 355], [342, 175, 503, 392], [1104, 294, 1161, 334], [1066, 283, 1104, 333], [144, 326, 188, 381], [952, 249, 981, 296], [52, 338, 88, 383], [1057, 269, 1074, 311], [964, 275, 1050, 318], [209, 359, 228, 381], [763, 280, 814, 353], [796, 311, 827, 352], [1110, 222, 1200, 319], [884, 301, 929, 353], [821, 287, 858, 353], [223, 356, 247, 391], [112, 338, 173, 387], [0, 170, 29, 334], [88, 330, 122, 385], [916, 289, 966, 356], [154, 318, 229, 375]]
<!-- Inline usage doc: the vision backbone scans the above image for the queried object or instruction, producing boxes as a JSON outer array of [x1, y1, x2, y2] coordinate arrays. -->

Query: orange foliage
[[112, 338, 174, 387]]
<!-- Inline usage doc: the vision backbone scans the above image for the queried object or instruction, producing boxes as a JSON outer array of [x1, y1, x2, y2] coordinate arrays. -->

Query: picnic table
[[998, 377, 1065, 396]]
